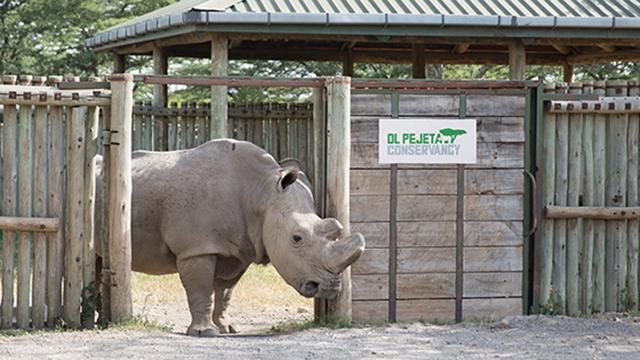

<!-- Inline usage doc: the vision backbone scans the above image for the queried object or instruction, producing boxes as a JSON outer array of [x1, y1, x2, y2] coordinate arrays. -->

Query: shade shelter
[[86, 0, 640, 323]]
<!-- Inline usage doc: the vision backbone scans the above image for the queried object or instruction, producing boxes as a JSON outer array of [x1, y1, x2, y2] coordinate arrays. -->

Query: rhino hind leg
[[177, 255, 220, 337]]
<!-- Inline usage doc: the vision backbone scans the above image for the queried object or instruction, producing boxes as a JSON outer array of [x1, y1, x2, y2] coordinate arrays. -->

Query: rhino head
[[261, 166, 365, 299]]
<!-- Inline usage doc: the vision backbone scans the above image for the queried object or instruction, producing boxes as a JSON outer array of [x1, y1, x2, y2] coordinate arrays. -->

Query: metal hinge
[[101, 129, 121, 146]]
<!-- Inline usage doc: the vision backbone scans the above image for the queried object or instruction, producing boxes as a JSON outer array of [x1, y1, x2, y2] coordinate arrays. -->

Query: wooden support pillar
[[343, 48, 354, 77], [509, 40, 526, 81], [113, 53, 126, 73], [413, 44, 426, 79], [211, 34, 228, 139], [563, 63, 574, 83], [153, 46, 168, 150], [325, 77, 352, 322]]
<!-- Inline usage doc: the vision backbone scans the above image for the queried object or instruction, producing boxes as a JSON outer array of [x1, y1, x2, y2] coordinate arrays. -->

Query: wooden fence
[[0, 74, 133, 329], [535, 80, 640, 315], [131, 102, 314, 174]]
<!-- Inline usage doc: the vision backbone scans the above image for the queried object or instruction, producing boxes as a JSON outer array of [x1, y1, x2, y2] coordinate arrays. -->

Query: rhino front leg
[[177, 255, 219, 337], [213, 274, 243, 334]]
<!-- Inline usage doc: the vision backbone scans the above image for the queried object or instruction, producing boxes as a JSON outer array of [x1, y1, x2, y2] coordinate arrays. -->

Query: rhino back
[[130, 139, 278, 274]]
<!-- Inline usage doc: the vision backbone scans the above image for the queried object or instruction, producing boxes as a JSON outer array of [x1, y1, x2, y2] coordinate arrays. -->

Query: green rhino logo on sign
[[438, 128, 467, 144]]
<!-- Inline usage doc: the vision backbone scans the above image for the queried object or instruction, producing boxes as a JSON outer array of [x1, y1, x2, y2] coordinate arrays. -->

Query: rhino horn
[[314, 218, 343, 240], [322, 232, 365, 274]]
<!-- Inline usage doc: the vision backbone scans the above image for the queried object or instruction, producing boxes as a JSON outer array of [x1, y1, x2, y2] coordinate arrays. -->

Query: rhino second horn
[[322, 233, 365, 274], [314, 218, 343, 240]]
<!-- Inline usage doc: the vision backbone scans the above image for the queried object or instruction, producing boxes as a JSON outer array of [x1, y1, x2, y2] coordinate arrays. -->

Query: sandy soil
[[2, 306, 640, 359]]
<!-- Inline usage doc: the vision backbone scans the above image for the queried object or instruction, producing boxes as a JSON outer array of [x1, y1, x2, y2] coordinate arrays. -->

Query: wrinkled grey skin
[[96, 139, 364, 337]]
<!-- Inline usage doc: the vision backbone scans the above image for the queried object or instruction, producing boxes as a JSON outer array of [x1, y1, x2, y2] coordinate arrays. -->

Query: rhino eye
[[292, 235, 303, 243]]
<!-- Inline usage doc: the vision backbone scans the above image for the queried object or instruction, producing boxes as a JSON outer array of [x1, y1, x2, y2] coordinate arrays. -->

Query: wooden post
[[627, 81, 639, 311], [343, 47, 354, 77], [539, 84, 556, 310], [108, 74, 133, 323], [325, 77, 352, 321], [16, 101, 33, 329], [1, 97, 18, 329], [210, 34, 228, 139], [412, 44, 426, 79], [312, 87, 327, 322], [82, 104, 99, 328], [64, 107, 86, 328], [566, 83, 583, 315], [113, 53, 126, 73], [99, 105, 112, 325], [47, 90, 65, 327], [563, 63, 574, 83], [552, 82, 569, 313], [32, 105, 48, 328], [592, 81, 607, 313], [153, 46, 168, 151], [509, 40, 526, 81], [581, 81, 595, 313]]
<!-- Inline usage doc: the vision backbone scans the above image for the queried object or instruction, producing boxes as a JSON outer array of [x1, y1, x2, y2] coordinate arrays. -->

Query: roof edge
[[86, 12, 640, 49]]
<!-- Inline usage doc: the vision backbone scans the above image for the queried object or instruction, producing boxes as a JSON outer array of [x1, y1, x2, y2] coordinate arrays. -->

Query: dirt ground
[[2, 302, 640, 359]]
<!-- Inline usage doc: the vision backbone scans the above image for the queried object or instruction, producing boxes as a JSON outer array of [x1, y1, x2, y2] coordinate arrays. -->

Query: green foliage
[[539, 289, 564, 315], [0, 0, 177, 76]]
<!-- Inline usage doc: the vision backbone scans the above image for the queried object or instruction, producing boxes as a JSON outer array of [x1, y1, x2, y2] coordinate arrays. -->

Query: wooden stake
[[325, 77, 352, 321], [108, 74, 133, 323]]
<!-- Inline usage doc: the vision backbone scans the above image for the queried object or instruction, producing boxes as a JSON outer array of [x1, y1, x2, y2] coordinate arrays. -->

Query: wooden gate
[[348, 81, 535, 322], [0, 74, 133, 329], [534, 81, 640, 315]]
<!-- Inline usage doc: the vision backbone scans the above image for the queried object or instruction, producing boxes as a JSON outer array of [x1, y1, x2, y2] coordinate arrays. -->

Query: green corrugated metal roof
[[226, 0, 640, 17], [88, 0, 640, 49]]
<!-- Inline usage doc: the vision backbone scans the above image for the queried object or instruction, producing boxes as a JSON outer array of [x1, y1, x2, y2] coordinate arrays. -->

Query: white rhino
[[96, 139, 364, 336]]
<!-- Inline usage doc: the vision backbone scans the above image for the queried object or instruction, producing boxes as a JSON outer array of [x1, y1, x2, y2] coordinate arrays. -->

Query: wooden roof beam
[[551, 42, 570, 55], [598, 44, 616, 52], [453, 43, 471, 54], [568, 48, 640, 64]]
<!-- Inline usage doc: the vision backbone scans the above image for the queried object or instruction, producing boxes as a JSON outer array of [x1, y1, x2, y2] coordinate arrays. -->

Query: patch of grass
[[268, 317, 352, 334], [539, 288, 564, 315]]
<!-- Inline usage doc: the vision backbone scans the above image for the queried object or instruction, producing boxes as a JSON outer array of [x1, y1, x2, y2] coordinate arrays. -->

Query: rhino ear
[[278, 168, 298, 192]]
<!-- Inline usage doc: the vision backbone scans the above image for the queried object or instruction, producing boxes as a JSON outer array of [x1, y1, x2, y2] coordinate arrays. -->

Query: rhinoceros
[[96, 138, 365, 336]]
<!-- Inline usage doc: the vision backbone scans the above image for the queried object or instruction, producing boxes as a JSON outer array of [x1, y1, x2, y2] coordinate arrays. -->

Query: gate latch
[[101, 129, 121, 146]]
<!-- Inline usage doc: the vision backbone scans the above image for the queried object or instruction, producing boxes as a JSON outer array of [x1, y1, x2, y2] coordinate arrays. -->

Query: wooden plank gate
[[0, 74, 133, 329], [534, 80, 640, 315], [348, 80, 536, 322]]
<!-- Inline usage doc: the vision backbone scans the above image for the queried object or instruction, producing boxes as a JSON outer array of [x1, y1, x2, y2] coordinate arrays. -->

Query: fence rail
[[130, 101, 315, 177], [536, 80, 640, 316]]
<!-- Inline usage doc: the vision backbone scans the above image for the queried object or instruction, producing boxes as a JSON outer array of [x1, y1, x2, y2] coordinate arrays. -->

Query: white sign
[[378, 119, 477, 164]]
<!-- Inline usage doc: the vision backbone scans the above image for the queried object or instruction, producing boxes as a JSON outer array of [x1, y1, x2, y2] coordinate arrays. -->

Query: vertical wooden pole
[[153, 46, 168, 151], [47, 102, 65, 327], [581, 81, 595, 313], [412, 44, 426, 79], [552, 82, 569, 313], [1, 100, 18, 328], [32, 105, 49, 328], [627, 81, 639, 311], [99, 105, 112, 325], [16, 102, 33, 329], [605, 80, 628, 311], [64, 107, 86, 328], [210, 34, 228, 139], [563, 63, 574, 84], [592, 81, 607, 313], [82, 105, 99, 328], [538, 84, 556, 310], [113, 53, 126, 73], [108, 74, 133, 323], [343, 47, 354, 77], [509, 40, 526, 81], [325, 77, 352, 321], [566, 83, 583, 315]]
